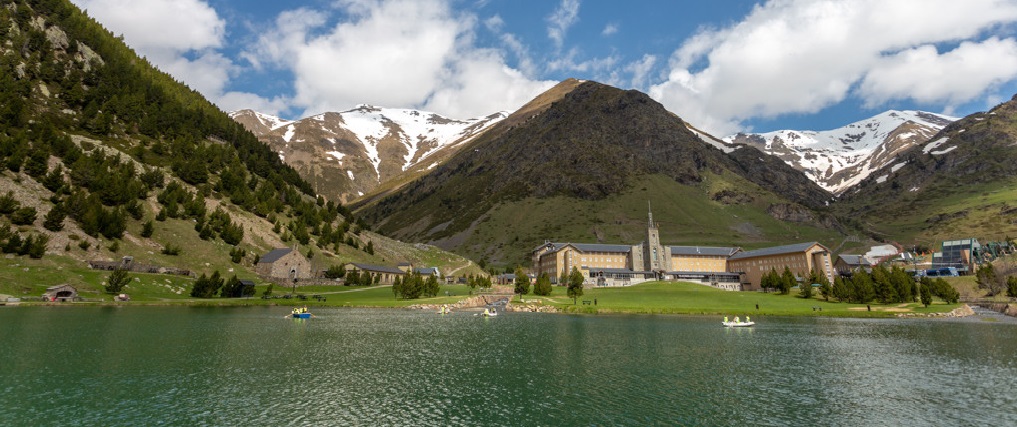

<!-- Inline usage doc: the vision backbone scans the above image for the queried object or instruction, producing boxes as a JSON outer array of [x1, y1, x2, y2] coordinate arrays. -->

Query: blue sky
[[71, 0, 1017, 135]]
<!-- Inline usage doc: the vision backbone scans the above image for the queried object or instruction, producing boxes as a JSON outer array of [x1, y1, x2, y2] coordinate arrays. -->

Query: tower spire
[[648, 201, 653, 227]]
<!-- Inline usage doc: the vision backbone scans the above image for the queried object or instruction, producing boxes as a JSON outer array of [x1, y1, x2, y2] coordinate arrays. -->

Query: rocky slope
[[230, 107, 506, 203], [725, 111, 955, 194]]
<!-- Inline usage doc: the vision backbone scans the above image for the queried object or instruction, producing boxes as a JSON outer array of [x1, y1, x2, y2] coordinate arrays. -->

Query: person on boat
[[734, 316, 740, 323], [724, 316, 729, 323], [483, 308, 490, 316], [746, 316, 750, 323]]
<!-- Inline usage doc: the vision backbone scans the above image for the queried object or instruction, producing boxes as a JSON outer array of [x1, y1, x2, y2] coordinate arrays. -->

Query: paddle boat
[[438, 305, 451, 315], [722, 316, 754, 327], [291, 306, 312, 319], [474, 307, 498, 317]]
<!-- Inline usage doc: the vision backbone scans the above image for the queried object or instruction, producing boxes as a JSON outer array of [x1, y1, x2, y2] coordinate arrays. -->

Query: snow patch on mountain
[[231, 105, 507, 202], [724, 110, 956, 194], [923, 137, 949, 154]]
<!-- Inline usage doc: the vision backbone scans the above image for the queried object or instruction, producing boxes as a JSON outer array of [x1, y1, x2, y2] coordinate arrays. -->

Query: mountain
[[230, 107, 506, 203], [725, 111, 955, 194], [835, 95, 1017, 246], [0, 0, 482, 295], [355, 79, 846, 266]]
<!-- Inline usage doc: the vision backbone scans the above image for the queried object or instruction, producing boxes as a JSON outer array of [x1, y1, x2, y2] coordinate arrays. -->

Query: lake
[[1, 306, 1015, 426]]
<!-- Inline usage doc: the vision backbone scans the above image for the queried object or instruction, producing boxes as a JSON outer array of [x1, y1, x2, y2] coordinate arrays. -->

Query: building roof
[[238, 280, 257, 286], [259, 248, 293, 264], [836, 254, 870, 266], [537, 242, 633, 254], [669, 246, 740, 257], [349, 263, 406, 275], [414, 267, 440, 275], [668, 270, 739, 276], [45, 284, 76, 291], [728, 242, 826, 261]]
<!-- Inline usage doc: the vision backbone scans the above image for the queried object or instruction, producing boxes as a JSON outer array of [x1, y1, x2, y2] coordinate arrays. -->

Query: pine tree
[[105, 267, 130, 294], [43, 204, 66, 231], [567, 267, 584, 304], [513, 266, 530, 300], [533, 273, 552, 296]]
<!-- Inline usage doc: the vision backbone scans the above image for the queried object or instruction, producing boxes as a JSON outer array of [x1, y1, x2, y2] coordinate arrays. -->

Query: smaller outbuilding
[[256, 248, 311, 280], [834, 254, 872, 276], [43, 284, 78, 302]]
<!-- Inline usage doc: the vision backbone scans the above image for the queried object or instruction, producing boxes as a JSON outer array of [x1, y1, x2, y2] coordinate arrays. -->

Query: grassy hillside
[[0, 0, 482, 297], [358, 81, 843, 268], [446, 173, 844, 267], [836, 95, 1017, 246]]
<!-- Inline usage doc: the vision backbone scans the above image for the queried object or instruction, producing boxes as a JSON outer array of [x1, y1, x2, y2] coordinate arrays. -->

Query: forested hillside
[[0, 0, 480, 295]]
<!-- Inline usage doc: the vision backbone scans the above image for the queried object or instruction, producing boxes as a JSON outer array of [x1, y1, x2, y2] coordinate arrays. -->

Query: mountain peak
[[724, 110, 956, 194]]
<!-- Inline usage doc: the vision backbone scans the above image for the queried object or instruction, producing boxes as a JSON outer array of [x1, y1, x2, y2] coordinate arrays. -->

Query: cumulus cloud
[[72, 0, 284, 113], [246, 0, 554, 118], [546, 0, 580, 50], [74, 0, 228, 90], [859, 38, 1017, 108], [649, 0, 1017, 135]]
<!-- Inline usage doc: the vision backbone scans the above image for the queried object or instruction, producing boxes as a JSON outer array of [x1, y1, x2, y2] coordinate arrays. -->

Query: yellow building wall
[[670, 254, 728, 272], [728, 245, 833, 290]]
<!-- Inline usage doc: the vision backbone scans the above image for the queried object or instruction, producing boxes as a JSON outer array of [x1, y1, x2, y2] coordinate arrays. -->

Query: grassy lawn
[[2, 255, 961, 318], [522, 281, 959, 317]]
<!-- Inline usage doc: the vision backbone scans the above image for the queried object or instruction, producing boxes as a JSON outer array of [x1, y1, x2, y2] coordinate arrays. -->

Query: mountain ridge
[[230, 106, 506, 203], [725, 110, 956, 194], [354, 80, 844, 265]]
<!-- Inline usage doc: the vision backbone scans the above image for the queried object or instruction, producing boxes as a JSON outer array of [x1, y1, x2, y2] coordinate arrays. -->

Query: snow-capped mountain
[[723, 110, 956, 194], [230, 106, 506, 202]]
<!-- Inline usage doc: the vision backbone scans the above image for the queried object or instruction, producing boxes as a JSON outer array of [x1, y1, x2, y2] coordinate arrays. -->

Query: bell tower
[[644, 202, 663, 272]]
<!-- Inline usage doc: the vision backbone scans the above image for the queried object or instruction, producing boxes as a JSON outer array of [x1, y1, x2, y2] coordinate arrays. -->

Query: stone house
[[256, 248, 311, 280]]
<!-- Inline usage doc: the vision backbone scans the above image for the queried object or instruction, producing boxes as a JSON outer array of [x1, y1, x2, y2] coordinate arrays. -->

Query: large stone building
[[727, 242, 834, 291], [532, 209, 834, 290]]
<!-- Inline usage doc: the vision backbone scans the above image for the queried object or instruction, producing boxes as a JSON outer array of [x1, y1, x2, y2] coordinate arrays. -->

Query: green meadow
[[521, 281, 959, 317], [1, 255, 962, 318]]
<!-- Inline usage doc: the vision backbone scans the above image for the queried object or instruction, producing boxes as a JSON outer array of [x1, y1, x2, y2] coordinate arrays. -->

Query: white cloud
[[649, 0, 1017, 135], [74, 0, 224, 52], [546, 0, 580, 50], [216, 92, 291, 117], [248, 0, 555, 119], [72, 0, 286, 114], [73, 0, 230, 92], [602, 23, 618, 36], [625, 54, 656, 89], [859, 38, 1017, 107]]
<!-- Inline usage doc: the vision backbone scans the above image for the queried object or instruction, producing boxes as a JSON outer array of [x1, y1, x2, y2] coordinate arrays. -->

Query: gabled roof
[[259, 248, 293, 264], [238, 280, 257, 286], [669, 246, 740, 257], [349, 263, 405, 275], [728, 242, 826, 260], [414, 267, 440, 275], [836, 254, 871, 266]]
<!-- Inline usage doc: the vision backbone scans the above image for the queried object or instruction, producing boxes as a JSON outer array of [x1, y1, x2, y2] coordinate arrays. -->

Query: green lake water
[[1, 306, 1015, 426]]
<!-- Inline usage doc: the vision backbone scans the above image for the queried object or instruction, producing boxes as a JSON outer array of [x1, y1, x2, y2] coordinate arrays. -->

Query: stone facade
[[255, 248, 312, 280]]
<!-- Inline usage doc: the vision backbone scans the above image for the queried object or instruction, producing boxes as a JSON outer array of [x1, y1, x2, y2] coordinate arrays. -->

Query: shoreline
[[5, 299, 991, 319]]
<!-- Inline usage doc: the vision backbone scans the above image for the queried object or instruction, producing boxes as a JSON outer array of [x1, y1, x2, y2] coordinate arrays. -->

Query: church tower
[[643, 202, 667, 272]]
